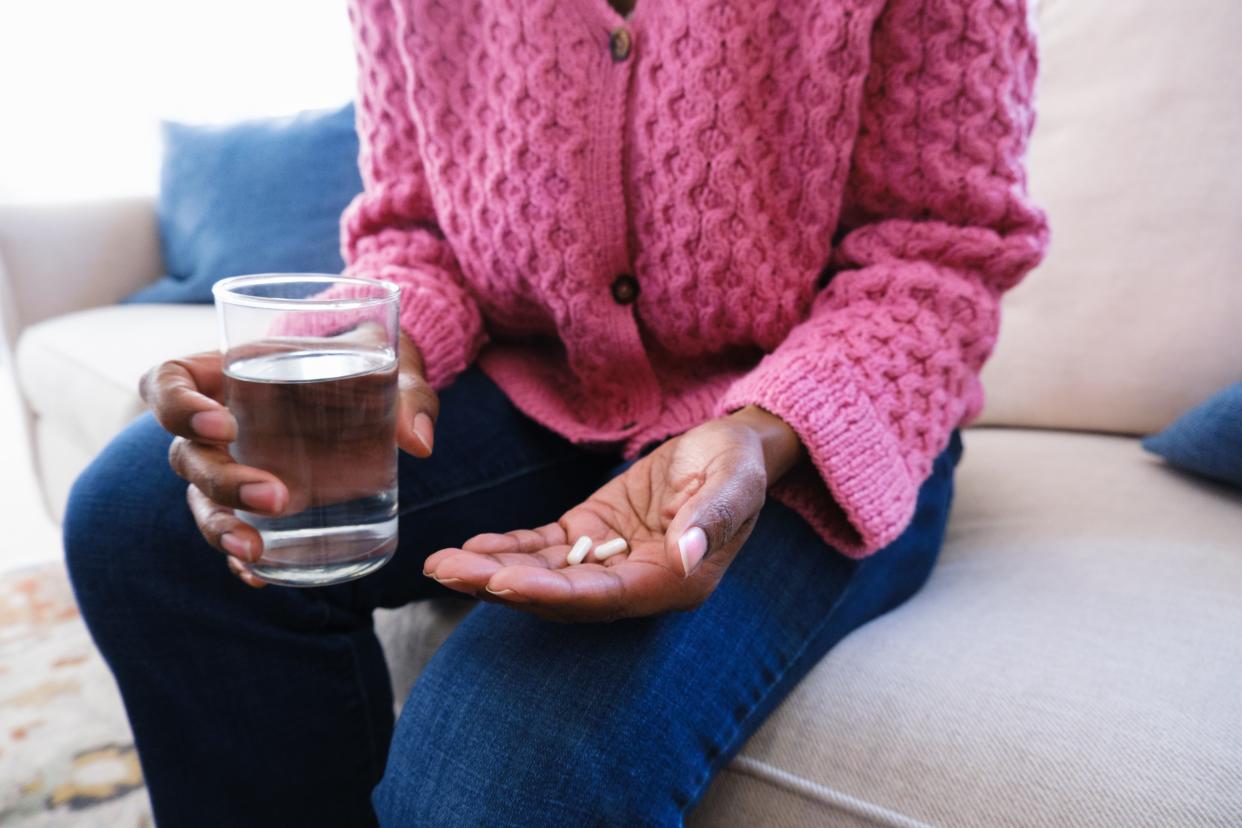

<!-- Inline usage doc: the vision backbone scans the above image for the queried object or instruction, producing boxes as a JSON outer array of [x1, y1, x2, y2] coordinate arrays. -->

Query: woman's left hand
[[423, 407, 803, 622]]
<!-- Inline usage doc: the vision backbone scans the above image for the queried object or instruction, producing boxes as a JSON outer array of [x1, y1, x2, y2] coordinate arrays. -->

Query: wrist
[[728, 405, 804, 484]]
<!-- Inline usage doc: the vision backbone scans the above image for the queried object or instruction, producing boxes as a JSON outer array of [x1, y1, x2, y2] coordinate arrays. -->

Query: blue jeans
[[65, 367, 962, 827]]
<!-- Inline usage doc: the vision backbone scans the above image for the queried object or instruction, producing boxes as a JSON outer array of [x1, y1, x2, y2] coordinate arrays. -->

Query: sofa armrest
[[0, 197, 163, 351]]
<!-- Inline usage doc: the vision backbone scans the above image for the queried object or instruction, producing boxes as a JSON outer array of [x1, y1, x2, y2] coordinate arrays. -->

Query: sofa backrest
[[977, 0, 1242, 435], [0, 199, 164, 352]]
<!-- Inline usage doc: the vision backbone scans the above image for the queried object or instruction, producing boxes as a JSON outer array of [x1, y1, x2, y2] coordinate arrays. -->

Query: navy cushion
[[126, 104, 361, 304], [1142, 383, 1242, 489]]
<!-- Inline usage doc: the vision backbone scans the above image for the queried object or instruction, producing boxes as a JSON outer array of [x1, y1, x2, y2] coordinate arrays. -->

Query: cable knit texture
[[343, 0, 1048, 557]]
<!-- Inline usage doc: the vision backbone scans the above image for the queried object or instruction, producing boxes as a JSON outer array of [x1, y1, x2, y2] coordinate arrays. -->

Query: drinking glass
[[212, 274, 400, 587]]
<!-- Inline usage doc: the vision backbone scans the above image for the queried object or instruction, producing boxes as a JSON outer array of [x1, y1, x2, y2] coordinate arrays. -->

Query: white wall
[[0, 0, 357, 203]]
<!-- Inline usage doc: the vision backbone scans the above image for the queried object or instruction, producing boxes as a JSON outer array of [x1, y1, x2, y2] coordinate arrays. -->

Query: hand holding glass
[[213, 274, 400, 587]]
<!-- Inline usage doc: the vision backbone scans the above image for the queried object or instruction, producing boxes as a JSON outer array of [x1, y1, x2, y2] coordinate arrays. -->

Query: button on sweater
[[342, 0, 1049, 557]]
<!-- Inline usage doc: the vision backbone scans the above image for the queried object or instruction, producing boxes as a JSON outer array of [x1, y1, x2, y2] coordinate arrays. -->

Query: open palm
[[423, 418, 769, 622]]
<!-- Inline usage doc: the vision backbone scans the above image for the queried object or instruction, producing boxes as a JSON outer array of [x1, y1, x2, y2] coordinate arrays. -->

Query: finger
[[168, 439, 289, 515], [485, 560, 686, 621], [186, 485, 264, 563], [422, 522, 566, 578], [227, 555, 268, 589], [427, 549, 505, 592], [140, 353, 236, 444], [426, 544, 567, 592], [664, 463, 766, 578], [460, 524, 568, 555], [396, 334, 439, 458]]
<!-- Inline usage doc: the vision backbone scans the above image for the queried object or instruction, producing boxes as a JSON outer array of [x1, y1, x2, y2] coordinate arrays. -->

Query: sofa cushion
[[976, 0, 1242, 435], [377, 429, 1242, 826], [15, 305, 217, 457], [125, 104, 360, 304], [33, 419, 101, 525], [1142, 383, 1242, 489]]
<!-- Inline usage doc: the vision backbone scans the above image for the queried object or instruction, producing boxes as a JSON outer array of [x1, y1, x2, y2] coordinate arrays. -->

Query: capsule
[[593, 538, 628, 561], [567, 535, 592, 565]]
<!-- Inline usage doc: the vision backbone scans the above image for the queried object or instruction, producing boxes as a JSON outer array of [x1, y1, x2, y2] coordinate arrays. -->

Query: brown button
[[610, 274, 639, 305], [609, 28, 633, 62]]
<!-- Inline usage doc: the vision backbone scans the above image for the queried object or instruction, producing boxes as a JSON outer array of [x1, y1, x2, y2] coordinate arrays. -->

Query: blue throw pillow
[[1142, 383, 1242, 489], [126, 103, 361, 304]]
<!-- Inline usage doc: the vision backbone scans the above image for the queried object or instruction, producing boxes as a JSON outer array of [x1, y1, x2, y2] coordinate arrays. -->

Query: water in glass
[[224, 343, 398, 586]]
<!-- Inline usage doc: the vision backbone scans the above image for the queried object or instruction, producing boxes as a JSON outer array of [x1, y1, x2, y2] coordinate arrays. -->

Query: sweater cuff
[[349, 261, 483, 391], [718, 349, 918, 558]]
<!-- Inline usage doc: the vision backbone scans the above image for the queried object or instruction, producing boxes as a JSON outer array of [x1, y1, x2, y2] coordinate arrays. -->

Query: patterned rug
[[0, 562, 152, 826]]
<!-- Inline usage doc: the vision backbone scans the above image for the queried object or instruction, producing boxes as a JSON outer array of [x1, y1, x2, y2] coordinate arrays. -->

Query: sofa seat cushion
[[376, 428, 1242, 827], [15, 305, 217, 457]]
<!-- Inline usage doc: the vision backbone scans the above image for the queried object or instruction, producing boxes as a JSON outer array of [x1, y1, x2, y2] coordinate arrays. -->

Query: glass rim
[[211, 273, 400, 311]]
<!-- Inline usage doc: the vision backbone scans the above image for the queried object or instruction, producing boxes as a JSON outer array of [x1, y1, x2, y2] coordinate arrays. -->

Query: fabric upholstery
[[15, 305, 217, 459], [1143, 383, 1242, 489], [33, 419, 98, 525], [976, 0, 1242, 435], [0, 198, 163, 349]]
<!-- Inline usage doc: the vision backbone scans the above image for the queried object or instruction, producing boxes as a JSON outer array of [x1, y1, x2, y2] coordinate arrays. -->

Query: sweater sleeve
[[718, 0, 1049, 557], [344, 0, 484, 390]]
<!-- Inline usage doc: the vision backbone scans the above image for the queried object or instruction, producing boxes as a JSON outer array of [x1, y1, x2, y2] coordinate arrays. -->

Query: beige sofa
[[3, 0, 1240, 824]]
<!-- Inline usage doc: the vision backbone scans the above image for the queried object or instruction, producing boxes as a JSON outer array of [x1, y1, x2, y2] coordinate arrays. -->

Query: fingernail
[[434, 576, 477, 596], [413, 412, 435, 454], [190, 410, 235, 441], [678, 527, 708, 577], [484, 586, 526, 603], [239, 482, 284, 513], [220, 532, 255, 562]]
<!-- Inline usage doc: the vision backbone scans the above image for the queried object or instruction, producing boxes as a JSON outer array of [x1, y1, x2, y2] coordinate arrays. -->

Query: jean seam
[[396, 453, 598, 519], [682, 554, 875, 811]]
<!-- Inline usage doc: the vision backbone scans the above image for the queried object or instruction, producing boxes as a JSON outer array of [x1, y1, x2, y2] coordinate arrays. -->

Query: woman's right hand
[[139, 334, 438, 588]]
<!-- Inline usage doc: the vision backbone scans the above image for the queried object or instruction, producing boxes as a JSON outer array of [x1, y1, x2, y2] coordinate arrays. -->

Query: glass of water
[[212, 274, 400, 587]]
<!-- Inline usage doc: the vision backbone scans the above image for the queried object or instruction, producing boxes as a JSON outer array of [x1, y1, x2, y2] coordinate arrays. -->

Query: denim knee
[[371, 622, 684, 828], [372, 739, 670, 828]]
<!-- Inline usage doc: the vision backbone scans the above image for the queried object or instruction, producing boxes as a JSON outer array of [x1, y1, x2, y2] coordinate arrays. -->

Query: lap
[[376, 432, 963, 826], [68, 363, 962, 826]]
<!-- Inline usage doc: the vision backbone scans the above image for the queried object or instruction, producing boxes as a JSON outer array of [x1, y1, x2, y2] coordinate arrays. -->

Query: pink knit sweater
[[343, 0, 1048, 557]]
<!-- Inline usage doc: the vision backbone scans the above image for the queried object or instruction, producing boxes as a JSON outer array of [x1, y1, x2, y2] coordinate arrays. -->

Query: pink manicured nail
[[190, 410, 235, 441], [413, 412, 435, 453], [239, 482, 284, 513], [220, 532, 254, 562], [678, 527, 708, 577]]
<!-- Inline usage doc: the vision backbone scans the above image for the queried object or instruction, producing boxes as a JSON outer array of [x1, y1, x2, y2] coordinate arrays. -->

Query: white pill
[[567, 535, 592, 566], [593, 538, 628, 561]]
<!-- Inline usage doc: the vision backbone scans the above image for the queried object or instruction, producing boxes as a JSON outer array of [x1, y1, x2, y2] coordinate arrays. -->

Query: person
[[64, 0, 1048, 824]]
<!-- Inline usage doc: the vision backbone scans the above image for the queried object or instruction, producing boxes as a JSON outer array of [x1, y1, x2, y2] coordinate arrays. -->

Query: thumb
[[665, 462, 765, 578], [396, 334, 439, 458]]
